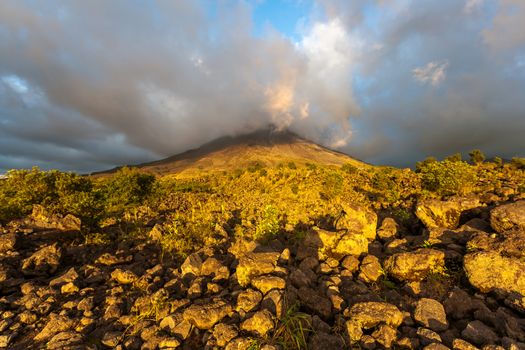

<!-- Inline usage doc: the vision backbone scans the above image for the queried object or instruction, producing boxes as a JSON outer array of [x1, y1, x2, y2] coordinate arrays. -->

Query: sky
[[0, 0, 524, 173]]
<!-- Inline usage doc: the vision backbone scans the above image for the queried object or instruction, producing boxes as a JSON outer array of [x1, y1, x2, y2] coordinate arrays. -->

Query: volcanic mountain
[[96, 128, 368, 177]]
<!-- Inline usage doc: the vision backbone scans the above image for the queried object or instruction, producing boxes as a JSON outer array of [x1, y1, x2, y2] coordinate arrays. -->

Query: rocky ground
[[0, 198, 524, 349]]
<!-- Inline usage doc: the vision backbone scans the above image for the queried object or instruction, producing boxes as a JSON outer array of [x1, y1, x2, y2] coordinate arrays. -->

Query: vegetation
[[0, 151, 523, 260]]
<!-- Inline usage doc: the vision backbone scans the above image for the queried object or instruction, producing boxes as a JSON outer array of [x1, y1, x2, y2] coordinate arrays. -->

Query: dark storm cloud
[[0, 0, 524, 172]]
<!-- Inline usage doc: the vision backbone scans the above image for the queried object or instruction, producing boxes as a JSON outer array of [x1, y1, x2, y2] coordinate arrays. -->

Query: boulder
[[384, 249, 445, 282], [461, 320, 498, 346], [111, 268, 138, 285], [236, 289, 263, 313], [213, 323, 238, 347], [464, 251, 525, 296], [335, 203, 378, 240], [182, 299, 232, 329], [251, 275, 286, 294], [298, 287, 332, 319], [34, 314, 76, 341], [377, 217, 399, 241], [334, 232, 369, 258], [413, 298, 448, 332], [21, 244, 62, 276], [0, 233, 18, 252], [416, 197, 481, 229], [346, 302, 403, 329], [31, 205, 81, 231], [467, 230, 525, 260], [240, 310, 274, 336], [181, 253, 203, 277], [49, 267, 79, 289], [490, 201, 525, 233], [236, 251, 280, 287], [358, 255, 383, 283]]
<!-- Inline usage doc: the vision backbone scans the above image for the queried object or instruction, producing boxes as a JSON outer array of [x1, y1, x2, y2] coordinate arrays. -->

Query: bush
[[0, 167, 100, 224], [445, 153, 462, 162], [511, 157, 525, 170], [417, 160, 477, 196], [254, 205, 280, 241], [101, 167, 156, 216], [469, 149, 485, 164]]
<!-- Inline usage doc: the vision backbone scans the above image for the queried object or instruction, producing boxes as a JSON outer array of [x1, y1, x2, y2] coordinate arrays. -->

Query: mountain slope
[[98, 128, 369, 177]]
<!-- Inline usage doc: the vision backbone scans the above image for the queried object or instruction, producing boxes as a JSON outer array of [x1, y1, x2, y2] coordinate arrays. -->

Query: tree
[[469, 149, 485, 164]]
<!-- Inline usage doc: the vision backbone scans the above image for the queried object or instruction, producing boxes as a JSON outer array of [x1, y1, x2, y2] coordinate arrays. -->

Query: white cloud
[[412, 61, 449, 86], [464, 0, 483, 13]]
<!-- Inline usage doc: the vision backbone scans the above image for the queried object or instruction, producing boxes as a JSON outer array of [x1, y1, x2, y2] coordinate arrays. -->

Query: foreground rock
[[21, 244, 62, 276], [490, 200, 525, 233], [182, 299, 232, 329], [335, 203, 378, 240], [464, 251, 525, 296], [384, 248, 445, 281], [416, 196, 481, 229]]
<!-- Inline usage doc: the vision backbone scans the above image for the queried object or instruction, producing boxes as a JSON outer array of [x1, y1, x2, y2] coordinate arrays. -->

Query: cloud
[[0, 0, 524, 171], [464, 0, 483, 13], [412, 61, 449, 86]]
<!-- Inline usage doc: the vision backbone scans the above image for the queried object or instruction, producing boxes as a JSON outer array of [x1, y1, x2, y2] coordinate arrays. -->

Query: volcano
[[96, 128, 368, 177]]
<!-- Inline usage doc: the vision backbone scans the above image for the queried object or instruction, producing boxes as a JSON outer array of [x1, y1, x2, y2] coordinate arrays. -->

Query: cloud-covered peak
[[0, 0, 524, 171]]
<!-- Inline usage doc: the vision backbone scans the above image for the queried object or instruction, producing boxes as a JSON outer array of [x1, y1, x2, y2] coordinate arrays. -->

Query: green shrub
[[0, 167, 100, 224], [469, 149, 485, 164], [511, 157, 525, 170], [445, 153, 462, 162], [101, 167, 156, 216], [417, 160, 477, 196], [254, 205, 280, 241]]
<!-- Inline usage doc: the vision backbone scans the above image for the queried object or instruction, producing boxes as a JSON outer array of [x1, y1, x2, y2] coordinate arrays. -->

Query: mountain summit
[[102, 128, 367, 177]]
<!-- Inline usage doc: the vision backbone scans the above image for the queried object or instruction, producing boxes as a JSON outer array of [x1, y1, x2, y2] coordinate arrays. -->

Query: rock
[[452, 339, 479, 350], [34, 313, 76, 341], [101, 331, 122, 347], [303, 228, 368, 260], [180, 253, 203, 277], [414, 298, 448, 332], [417, 327, 442, 345], [467, 230, 525, 260], [289, 268, 311, 288], [416, 197, 481, 229], [251, 275, 286, 294], [298, 287, 332, 319], [46, 331, 83, 349], [346, 319, 363, 343], [0, 334, 14, 348], [464, 251, 525, 296], [335, 203, 378, 240], [31, 205, 81, 231], [225, 337, 256, 350], [261, 290, 287, 318], [378, 217, 399, 241], [213, 323, 238, 347], [0, 233, 17, 252], [236, 251, 280, 287], [358, 255, 383, 283], [444, 288, 478, 320], [182, 299, 232, 329], [21, 244, 62, 276], [461, 320, 498, 346], [384, 249, 445, 282], [346, 302, 403, 329], [372, 324, 398, 348], [240, 310, 274, 336], [96, 252, 128, 266], [49, 267, 79, 288], [111, 268, 138, 285], [160, 314, 192, 340], [201, 257, 230, 281], [341, 255, 360, 273], [236, 289, 263, 313], [61, 282, 79, 294], [308, 332, 346, 350], [424, 344, 451, 350], [333, 232, 369, 257], [490, 201, 525, 233]]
